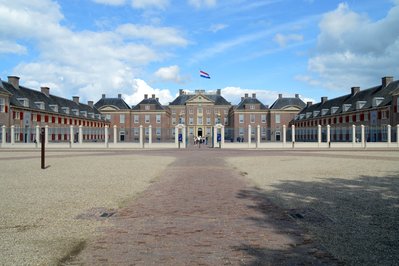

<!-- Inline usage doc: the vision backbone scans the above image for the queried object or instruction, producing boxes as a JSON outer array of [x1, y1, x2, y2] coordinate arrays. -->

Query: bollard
[[41, 127, 45, 169]]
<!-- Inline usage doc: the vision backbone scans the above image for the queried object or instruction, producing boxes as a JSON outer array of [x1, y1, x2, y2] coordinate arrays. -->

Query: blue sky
[[0, 0, 398, 106]]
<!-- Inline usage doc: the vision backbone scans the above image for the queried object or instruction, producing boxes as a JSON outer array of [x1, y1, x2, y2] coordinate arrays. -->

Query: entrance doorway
[[197, 128, 203, 137]]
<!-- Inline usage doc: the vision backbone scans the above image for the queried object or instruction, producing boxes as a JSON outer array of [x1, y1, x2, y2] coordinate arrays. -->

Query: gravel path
[[72, 149, 337, 265]]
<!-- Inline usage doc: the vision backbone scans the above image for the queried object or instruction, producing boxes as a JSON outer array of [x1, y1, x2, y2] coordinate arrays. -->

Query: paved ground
[[71, 148, 338, 265]]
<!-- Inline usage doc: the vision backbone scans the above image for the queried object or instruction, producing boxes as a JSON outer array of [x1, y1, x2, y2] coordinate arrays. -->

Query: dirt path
[[72, 149, 337, 265]]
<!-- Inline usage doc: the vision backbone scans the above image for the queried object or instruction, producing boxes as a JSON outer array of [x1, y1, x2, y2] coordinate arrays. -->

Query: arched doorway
[[197, 128, 203, 137]]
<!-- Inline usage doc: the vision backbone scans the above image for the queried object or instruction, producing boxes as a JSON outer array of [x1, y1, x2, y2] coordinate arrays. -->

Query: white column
[[139, 125, 143, 148], [36, 125, 40, 145], [175, 126, 179, 148], [248, 124, 251, 148], [213, 126, 217, 147], [327, 125, 331, 144], [387, 125, 391, 144], [11, 125, 15, 145], [283, 125, 287, 145], [79, 125, 83, 144], [221, 125, 225, 148], [148, 125, 152, 147], [45, 125, 49, 144], [291, 125, 295, 144], [182, 125, 186, 148], [317, 125, 321, 145], [70, 126, 74, 146], [352, 125, 356, 144], [361, 125, 365, 147], [397, 125, 399, 146], [105, 125, 109, 148], [1, 125, 5, 145], [113, 125, 117, 144], [256, 125, 260, 148]]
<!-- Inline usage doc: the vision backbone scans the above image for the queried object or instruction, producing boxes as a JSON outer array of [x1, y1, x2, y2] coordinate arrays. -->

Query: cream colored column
[[113, 125, 117, 144], [361, 125, 365, 147], [256, 125, 260, 148], [291, 125, 295, 144], [1, 125, 6, 145], [221, 125, 225, 148], [248, 124, 251, 148], [104, 125, 109, 148], [352, 125, 356, 144], [148, 125, 152, 147], [327, 125, 331, 144], [10, 125, 15, 145], [45, 125, 49, 144], [139, 125, 143, 148], [182, 125, 186, 148], [69, 126, 74, 147], [317, 125, 321, 145], [79, 125, 83, 144], [387, 125, 391, 144], [213, 126, 217, 147], [36, 125, 40, 145], [175, 126, 179, 148]]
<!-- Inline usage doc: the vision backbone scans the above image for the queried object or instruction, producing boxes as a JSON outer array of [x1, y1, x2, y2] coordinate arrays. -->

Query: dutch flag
[[200, 70, 210, 79]]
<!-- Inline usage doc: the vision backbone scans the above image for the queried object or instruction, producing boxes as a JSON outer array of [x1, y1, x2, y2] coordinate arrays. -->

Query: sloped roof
[[169, 93, 230, 106], [1, 79, 103, 119], [131, 97, 164, 110], [94, 97, 131, 110], [270, 96, 306, 110], [235, 97, 268, 110]]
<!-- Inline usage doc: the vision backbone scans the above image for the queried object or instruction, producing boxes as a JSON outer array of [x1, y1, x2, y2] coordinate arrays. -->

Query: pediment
[[99, 106, 119, 111], [186, 94, 214, 104], [281, 106, 301, 111]]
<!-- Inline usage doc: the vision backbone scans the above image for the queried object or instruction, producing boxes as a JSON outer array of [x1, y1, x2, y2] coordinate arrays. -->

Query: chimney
[[252, 93, 256, 98], [278, 94, 282, 99], [8, 76, 20, 89], [156, 98, 159, 102], [216, 89, 221, 95], [382, 76, 393, 87], [72, 96, 79, 104], [179, 89, 183, 96], [152, 94, 155, 99], [102, 94, 106, 99], [321, 96, 328, 103], [144, 94, 148, 99], [351, 87, 360, 96], [295, 94, 299, 98], [118, 93, 122, 99], [41, 86, 50, 97], [306, 101, 313, 108], [88, 101, 94, 108], [244, 93, 248, 98], [241, 97, 244, 101]]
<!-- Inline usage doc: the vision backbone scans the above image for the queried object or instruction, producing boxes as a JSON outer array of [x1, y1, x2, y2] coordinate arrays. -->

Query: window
[[189, 117, 193, 125], [249, 105, 255, 110], [134, 115, 139, 123], [239, 127, 244, 136], [189, 108, 193, 114], [145, 128, 149, 135], [35, 101, 45, 110], [145, 115, 150, 123], [239, 114, 244, 123], [224, 109, 228, 114], [206, 117, 211, 125], [133, 128, 139, 136], [261, 127, 267, 136], [49, 104, 58, 112], [197, 116, 203, 125], [206, 109, 211, 114], [224, 116, 228, 125], [156, 128, 161, 136], [145, 105, 150, 110], [250, 114, 255, 123], [172, 109, 176, 115], [156, 114, 161, 123], [275, 114, 281, 124], [261, 114, 266, 123], [198, 108, 202, 114], [120, 114, 125, 124], [106, 114, 111, 120], [17, 98, 29, 107], [80, 111, 87, 118], [0, 98, 4, 112], [172, 117, 176, 125]]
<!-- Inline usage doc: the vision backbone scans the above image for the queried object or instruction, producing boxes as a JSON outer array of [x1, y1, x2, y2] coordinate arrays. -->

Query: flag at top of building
[[200, 70, 210, 79]]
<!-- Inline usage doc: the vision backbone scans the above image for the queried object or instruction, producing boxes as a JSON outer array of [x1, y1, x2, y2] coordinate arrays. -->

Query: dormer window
[[62, 107, 70, 114], [313, 110, 320, 117], [145, 105, 150, 110], [80, 111, 87, 117], [88, 112, 94, 118], [294, 115, 299, 120], [306, 112, 312, 118], [342, 104, 351, 112], [17, 98, 29, 107], [299, 114, 305, 119], [331, 106, 339, 114], [321, 109, 329, 116], [356, 101, 366, 110], [72, 109, 79, 116], [372, 97, 384, 107], [35, 101, 45, 110], [49, 104, 58, 112]]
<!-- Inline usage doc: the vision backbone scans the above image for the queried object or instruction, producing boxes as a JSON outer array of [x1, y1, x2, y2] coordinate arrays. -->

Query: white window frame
[[134, 115, 139, 123], [261, 114, 266, 123], [156, 114, 161, 123], [145, 115, 150, 123], [275, 114, 281, 124], [0, 98, 4, 112], [120, 114, 125, 124], [250, 114, 255, 123], [239, 114, 244, 123]]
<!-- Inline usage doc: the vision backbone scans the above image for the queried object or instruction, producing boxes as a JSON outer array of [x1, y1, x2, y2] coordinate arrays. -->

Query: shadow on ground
[[237, 174, 399, 265]]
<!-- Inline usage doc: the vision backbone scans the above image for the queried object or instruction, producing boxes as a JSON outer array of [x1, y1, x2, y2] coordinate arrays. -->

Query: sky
[[0, 0, 398, 107]]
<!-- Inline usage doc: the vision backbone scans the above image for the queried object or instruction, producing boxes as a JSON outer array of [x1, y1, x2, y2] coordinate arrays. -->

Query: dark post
[[41, 127, 45, 169]]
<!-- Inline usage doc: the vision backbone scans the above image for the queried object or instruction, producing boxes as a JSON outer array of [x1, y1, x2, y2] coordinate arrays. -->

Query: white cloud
[[0, 40, 27, 54], [92, 0, 126, 5], [188, 0, 216, 9], [222, 86, 287, 106], [154, 65, 183, 83], [116, 24, 188, 46], [301, 2, 399, 90], [209, 23, 228, 33], [123, 79, 174, 105], [273, 33, 303, 47], [130, 0, 169, 9]]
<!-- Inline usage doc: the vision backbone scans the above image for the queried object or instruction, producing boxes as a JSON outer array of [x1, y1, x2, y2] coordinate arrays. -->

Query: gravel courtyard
[[0, 148, 398, 265]]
